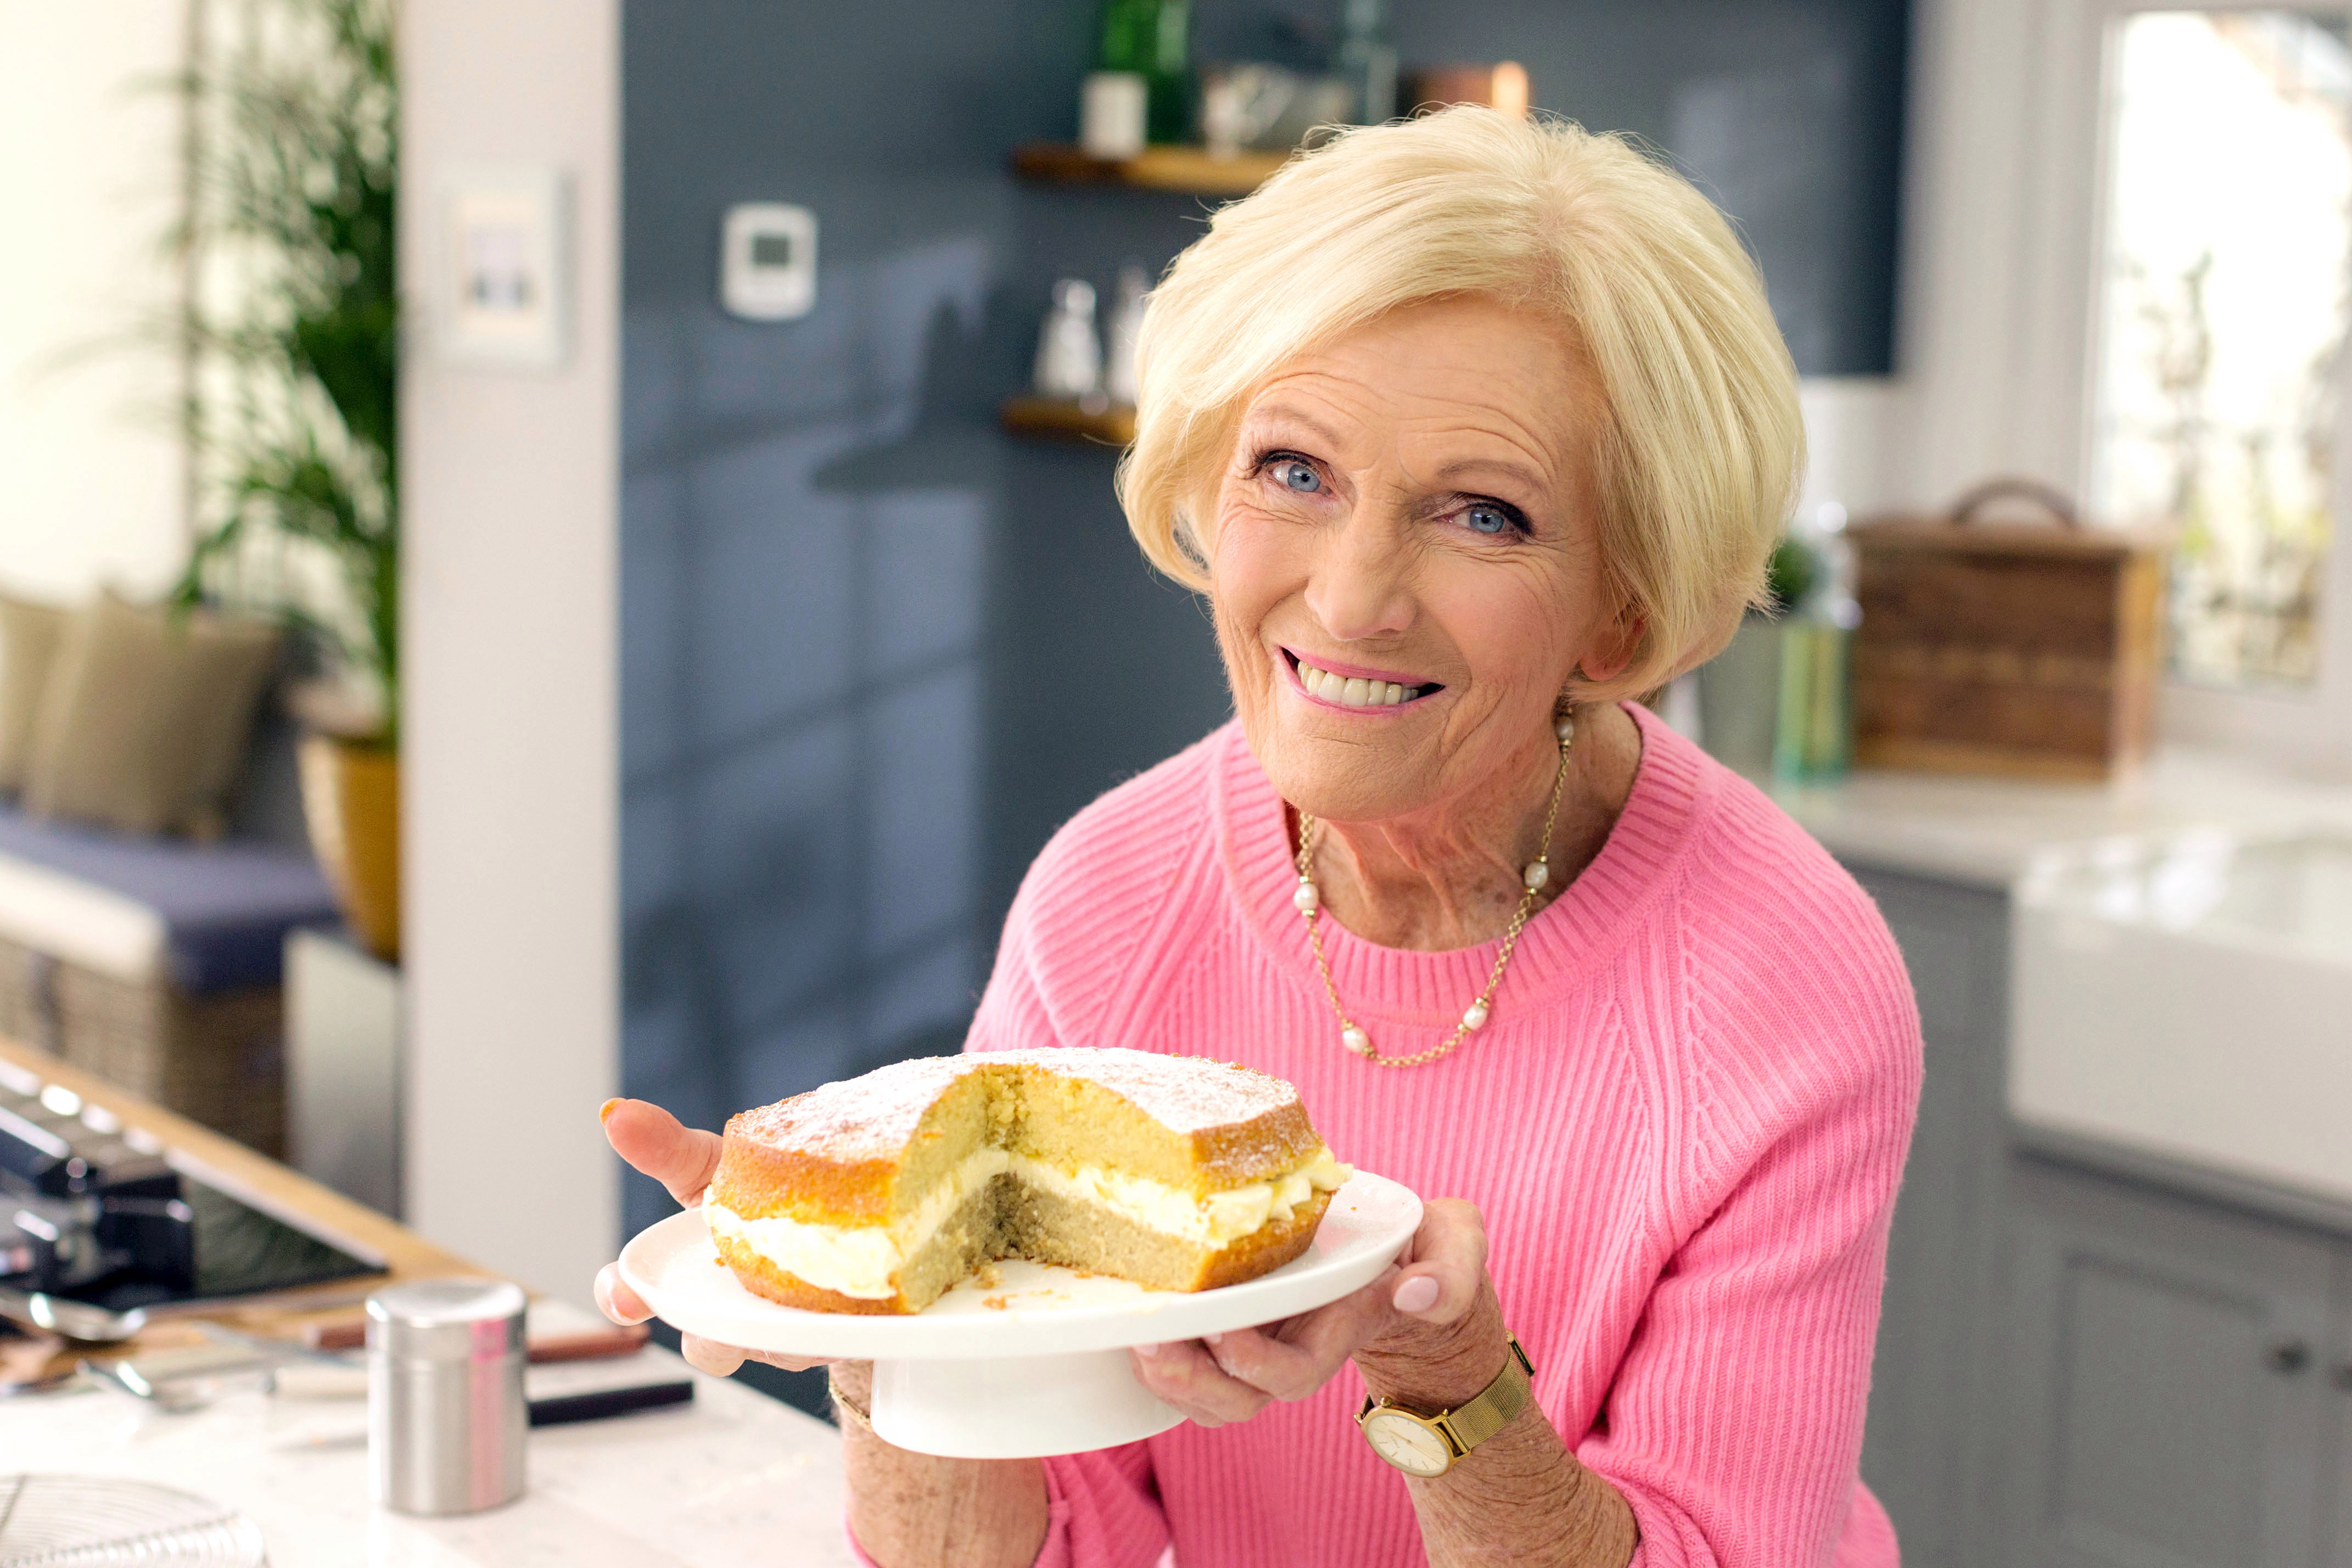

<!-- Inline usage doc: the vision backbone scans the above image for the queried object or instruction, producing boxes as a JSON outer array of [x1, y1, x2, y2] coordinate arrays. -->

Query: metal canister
[[367, 1278, 528, 1515]]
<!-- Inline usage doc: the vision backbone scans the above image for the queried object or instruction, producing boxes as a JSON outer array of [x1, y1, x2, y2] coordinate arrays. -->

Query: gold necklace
[[1291, 712, 1576, 1068]]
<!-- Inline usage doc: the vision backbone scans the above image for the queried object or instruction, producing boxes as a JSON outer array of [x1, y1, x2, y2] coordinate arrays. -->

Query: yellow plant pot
[[298, 735, 400, 962]]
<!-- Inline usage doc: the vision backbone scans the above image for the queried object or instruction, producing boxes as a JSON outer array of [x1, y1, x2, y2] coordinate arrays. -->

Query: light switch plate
[[438, 166, 570, 367]]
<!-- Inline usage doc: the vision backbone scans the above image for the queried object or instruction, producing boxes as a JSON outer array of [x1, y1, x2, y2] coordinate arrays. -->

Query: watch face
[[1362, 1410, 1453, 1477]]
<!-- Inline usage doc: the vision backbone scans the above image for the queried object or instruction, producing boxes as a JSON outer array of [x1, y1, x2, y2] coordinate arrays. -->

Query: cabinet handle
[[2265, 1340, 2311, 1375]]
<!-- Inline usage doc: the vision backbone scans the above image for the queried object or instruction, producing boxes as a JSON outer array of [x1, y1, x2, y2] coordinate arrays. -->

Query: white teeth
[[1296, 659, 1424, 707]]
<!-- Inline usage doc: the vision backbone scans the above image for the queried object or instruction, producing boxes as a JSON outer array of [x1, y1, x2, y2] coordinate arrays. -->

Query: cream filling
[[707, 1145, 1351, 1300]]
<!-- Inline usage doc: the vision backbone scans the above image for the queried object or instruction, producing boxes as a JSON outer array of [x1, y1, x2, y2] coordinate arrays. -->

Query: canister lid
[[366, 1278, 527, 1362]]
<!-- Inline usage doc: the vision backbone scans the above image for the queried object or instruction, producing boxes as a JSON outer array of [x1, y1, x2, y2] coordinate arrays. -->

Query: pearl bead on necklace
[[1292, 712, 1576, 1069]]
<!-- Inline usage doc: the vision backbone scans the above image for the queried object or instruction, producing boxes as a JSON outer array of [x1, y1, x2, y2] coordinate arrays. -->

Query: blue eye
[[1275, 460, 1322, 494], [1465, 504, 1511, 535]]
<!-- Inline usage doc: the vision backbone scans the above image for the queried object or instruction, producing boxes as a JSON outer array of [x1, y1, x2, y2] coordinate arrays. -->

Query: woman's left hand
[[1129, 1197, 1499, 1428]]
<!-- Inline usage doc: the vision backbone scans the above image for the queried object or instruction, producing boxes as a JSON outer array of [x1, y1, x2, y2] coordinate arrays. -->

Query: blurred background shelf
[[999, 396, 1137, 445], [1010, 142, 1287, 196]]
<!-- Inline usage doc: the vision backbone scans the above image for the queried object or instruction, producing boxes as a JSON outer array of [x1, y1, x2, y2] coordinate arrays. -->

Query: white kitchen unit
[[1778, 752, 2352, 1568], [2015, 833, 2352, 1206]]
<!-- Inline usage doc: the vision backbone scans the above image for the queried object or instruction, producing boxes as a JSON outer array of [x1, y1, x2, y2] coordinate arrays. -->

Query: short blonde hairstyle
[[1117, 105, 1804, 696]]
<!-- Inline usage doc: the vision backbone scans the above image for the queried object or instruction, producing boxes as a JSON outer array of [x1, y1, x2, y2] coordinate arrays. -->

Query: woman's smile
[[1280, 646, 1443, 712]]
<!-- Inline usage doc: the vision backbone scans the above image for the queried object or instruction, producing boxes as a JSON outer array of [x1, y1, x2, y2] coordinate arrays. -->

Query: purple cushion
[[0, 804, 340, 993]]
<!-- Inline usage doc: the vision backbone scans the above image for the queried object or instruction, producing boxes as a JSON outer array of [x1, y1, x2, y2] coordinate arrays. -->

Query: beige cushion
[[21, 592, 281, 838], [0, 593, 69, 793]]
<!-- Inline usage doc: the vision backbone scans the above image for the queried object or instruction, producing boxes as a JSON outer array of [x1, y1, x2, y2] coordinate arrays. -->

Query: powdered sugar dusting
[[987, 1047, 1299, 1132], [729, 1056, 972, 1163], [727, 1048, 1300, 1162]]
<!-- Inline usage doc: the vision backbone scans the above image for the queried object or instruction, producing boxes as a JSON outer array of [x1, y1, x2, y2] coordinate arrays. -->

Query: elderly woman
[[598, 106, 1920, 1568]]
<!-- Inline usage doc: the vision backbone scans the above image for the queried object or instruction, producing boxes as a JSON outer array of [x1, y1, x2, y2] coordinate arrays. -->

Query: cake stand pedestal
[[618, 1172, 1423, 1459], [869, 1348, 1184, 1454]]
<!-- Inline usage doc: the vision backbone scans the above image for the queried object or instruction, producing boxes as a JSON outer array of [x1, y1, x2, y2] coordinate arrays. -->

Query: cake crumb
[[972, 1263, 1005, 1289], [983, 1295, 1012, 1310]]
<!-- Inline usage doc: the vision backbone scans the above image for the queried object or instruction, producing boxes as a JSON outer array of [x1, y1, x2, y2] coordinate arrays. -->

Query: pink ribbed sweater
[[852, 704, 1922, 1568]]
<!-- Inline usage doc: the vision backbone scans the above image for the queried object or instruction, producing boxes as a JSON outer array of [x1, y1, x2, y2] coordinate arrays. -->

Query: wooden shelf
[[1000, 396, 1137, 446], [1011, 142, 1289, 198]]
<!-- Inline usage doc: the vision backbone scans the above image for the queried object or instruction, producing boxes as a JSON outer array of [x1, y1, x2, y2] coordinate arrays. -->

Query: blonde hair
[[1117, 105, 1803, 696]]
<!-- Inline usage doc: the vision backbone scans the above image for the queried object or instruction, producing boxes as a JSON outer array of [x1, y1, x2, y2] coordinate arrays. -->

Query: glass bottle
[[1033, 279, 1104, 402], [1772, 502, 1859, 785], [1104, 264, 1149, 407], [1333, 0, 1398, 124], [1096, 0, 1191, 145]]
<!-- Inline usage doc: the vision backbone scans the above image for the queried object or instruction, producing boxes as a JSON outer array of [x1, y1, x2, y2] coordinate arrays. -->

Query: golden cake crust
[[703, 1048, 1340, 1313], [709, 1049, 1324, 1224]]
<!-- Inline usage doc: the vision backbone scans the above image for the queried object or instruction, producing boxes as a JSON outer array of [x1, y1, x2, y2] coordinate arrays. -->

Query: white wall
[[400, 0, 619, 1302], [0, 2, 189, 601]]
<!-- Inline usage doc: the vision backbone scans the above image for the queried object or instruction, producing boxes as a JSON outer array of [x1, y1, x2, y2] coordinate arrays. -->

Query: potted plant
[[1696, 533, 1820, 777], [172, 0, 401, 958]]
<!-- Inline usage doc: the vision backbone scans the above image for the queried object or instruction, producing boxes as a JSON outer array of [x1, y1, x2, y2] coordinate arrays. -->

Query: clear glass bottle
[[1104, 264, 1149, 407], [1096, 0, 1192, 145], [1033, 279, 1104, 402], [1333, 0, 1398, 124], [1772, 502, 1860, 785]]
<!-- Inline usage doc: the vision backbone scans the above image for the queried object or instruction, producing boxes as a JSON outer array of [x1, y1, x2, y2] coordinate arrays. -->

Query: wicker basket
[[0, 934, 285, 1158]]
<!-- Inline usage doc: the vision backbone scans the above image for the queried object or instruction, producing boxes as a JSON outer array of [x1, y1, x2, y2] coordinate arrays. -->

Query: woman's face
[[1209, 295, 1633, 827]]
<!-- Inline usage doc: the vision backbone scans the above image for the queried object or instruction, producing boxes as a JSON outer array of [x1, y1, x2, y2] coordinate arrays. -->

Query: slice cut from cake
[[703, 1048, 1351, 1314]]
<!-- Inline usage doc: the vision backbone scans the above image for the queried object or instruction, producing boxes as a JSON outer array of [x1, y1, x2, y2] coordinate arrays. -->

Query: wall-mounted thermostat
[[721, 203, 816, 321]]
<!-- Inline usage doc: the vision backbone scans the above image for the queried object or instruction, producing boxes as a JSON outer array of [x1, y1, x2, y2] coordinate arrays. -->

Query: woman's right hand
[[592, 1097, 840, 1378]]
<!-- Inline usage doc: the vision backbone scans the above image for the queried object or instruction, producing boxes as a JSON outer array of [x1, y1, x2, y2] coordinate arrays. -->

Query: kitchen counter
[[0, 1038, 856, 1565], [1766, 746, 2352, 888], [4, 1356, 854, 1567]]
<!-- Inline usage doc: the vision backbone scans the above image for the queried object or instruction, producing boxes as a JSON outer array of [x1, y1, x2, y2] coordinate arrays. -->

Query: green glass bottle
[[1096, 0, 1191, 145]]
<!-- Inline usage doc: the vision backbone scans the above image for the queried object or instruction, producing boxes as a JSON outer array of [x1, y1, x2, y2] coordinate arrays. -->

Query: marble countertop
[[1763, 748, 2352, 889], [0, 1347, 857, 1567]]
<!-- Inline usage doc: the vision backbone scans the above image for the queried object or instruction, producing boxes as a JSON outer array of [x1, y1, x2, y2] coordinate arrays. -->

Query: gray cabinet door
[[1847, 867, 2013, 1568], [2007, 1157, 2334, 1568], [2326, 1248, 2352, 1568]]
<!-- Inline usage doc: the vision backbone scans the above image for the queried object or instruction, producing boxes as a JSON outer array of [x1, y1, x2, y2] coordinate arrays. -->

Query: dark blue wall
[[618, 0, 1908, 1323]]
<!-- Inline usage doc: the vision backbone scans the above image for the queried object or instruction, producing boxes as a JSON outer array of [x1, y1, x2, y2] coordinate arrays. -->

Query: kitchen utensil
[[0, 1285, 146, 1342], [367, 1278, 528, 1515], [0, 1475, 266, 1566], [619, 1169, 1422, 1458], [83, 1342, 281, 1414]]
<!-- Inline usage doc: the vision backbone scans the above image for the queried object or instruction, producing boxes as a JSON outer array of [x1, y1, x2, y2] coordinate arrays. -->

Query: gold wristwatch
[[1355, 1332, 1535, 1479]]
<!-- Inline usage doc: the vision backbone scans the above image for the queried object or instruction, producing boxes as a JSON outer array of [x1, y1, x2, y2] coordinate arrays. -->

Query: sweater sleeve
[[1573, 965, 1921, 1567]]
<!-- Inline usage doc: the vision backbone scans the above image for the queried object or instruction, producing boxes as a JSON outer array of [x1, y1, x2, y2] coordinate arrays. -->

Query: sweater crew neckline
[[1209, 702, 1713, 1028]]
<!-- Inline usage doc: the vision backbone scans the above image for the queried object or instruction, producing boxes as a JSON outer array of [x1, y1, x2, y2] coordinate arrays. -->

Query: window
[[2090, 11, 2352, 687]]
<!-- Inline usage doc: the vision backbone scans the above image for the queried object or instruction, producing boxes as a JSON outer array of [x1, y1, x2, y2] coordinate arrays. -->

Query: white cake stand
[[618, 1171, 1422, 1458]]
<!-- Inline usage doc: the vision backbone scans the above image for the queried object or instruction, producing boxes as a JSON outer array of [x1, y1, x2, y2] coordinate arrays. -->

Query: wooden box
[[1850, 480, 2170, 781]]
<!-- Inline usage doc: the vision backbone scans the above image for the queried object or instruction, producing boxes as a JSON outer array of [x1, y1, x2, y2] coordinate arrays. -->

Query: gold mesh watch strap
[[1434, 1334, 1535, 1455]]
